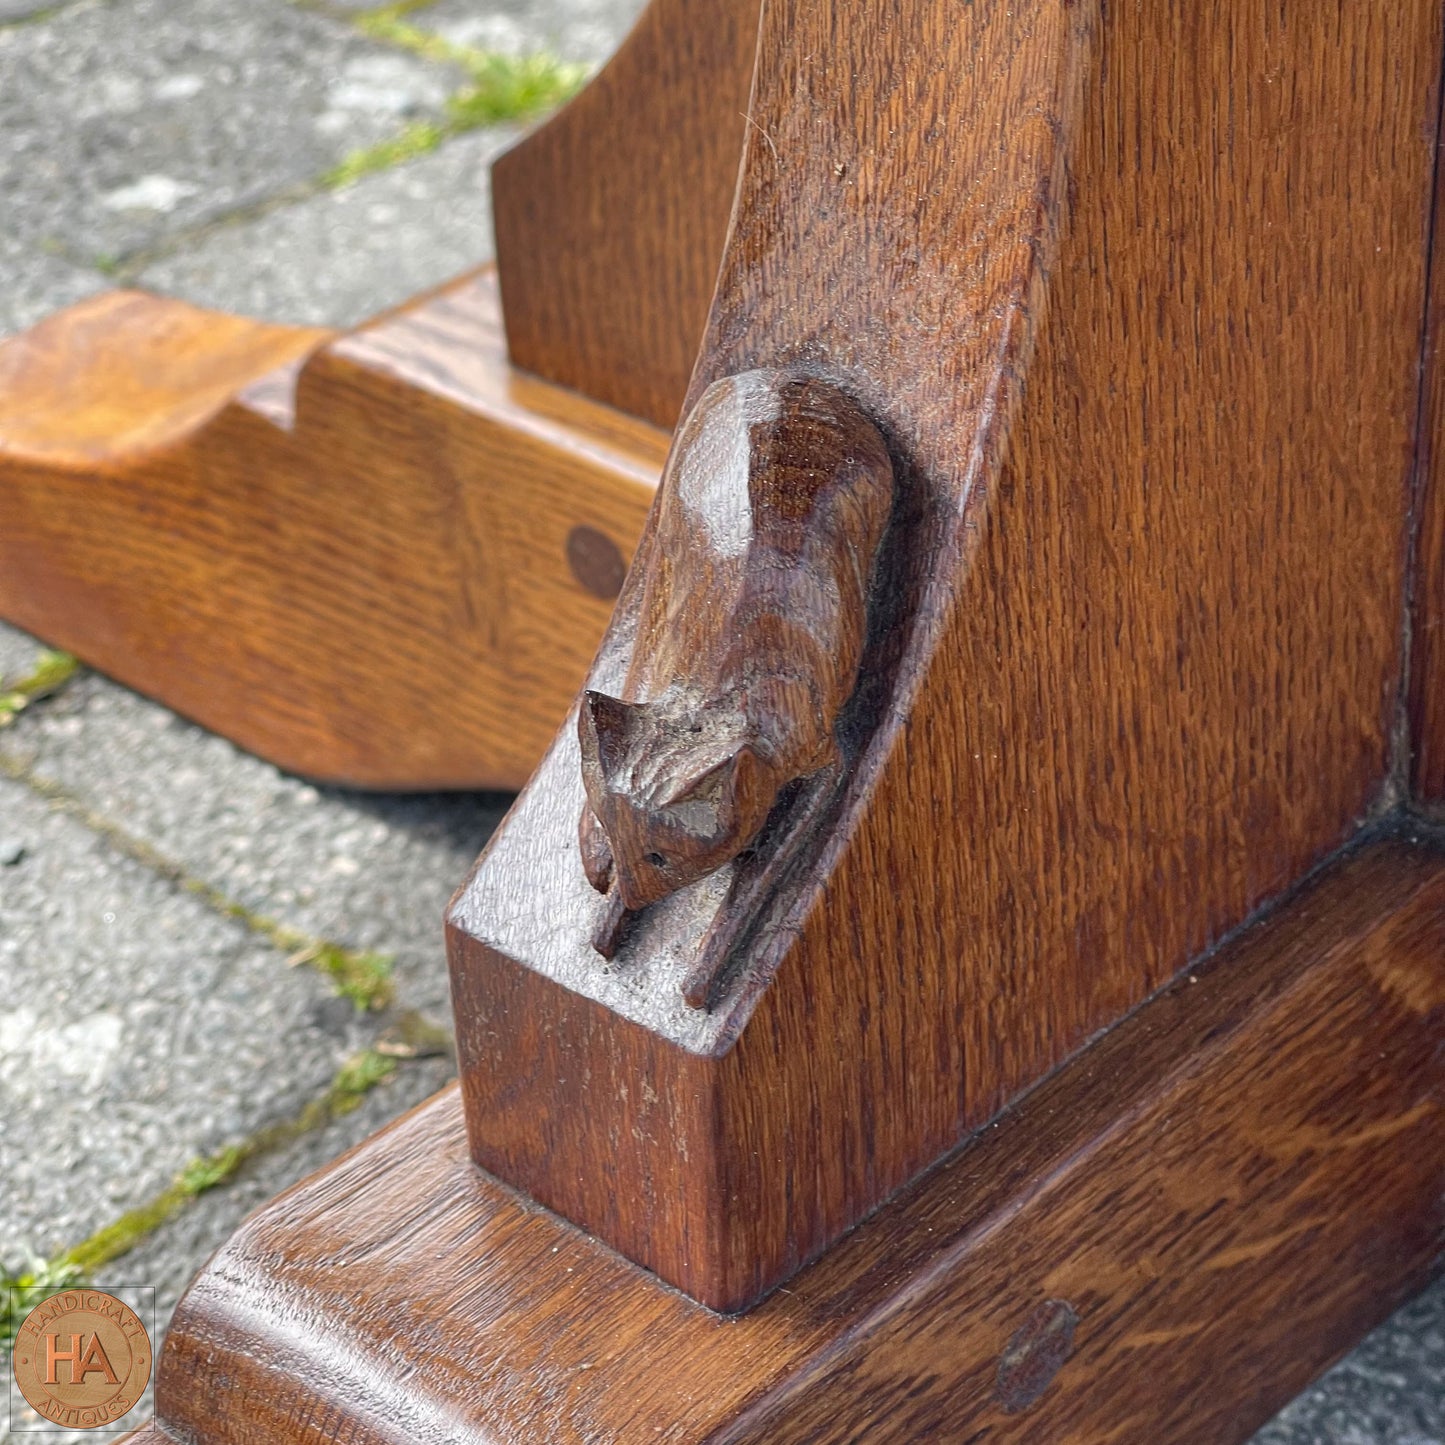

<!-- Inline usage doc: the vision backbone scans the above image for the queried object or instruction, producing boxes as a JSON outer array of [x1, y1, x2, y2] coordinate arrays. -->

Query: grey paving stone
[[0, 622, 49, 687], [135, 126, 514, 327], [0, 232, 111, 340], [0, 773, 372, 1268], [1252, 1276, 1445, 1443], [3, 1061, 453, 1444], [416, 0, 648, 66], [0, 674, 509, 1021], [0, 0, 462, 268], [0, 0, 61, 20]]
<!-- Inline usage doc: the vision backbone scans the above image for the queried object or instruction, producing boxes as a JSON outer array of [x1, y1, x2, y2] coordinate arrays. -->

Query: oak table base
[[116, 833, 1443, 1444], [0, 270, 661, 790]]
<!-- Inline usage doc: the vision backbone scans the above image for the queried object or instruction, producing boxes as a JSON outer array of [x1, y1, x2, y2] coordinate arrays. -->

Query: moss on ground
[[324, 9, 588, 188], [0, 650, 80, 727], [1, 1047, 401, 1343]]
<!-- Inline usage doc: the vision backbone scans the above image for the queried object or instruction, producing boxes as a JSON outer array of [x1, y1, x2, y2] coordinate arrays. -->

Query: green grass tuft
[[0, 650, 80, 726], [323, 120, 446, 188], [324, 13, 589, 189], [284, 938, 395, 1012], [330, 1048, 398, 1112], [1, 1255, 85, 1348], [445, 52, 589, 129]]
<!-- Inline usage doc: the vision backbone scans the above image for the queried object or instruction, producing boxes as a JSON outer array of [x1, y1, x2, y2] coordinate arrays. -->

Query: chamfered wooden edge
[[0, 269, 663, 790], [121, 832, 1444, 1444], [1408, 60, 1445, 805], [493, 0, 761, 429]]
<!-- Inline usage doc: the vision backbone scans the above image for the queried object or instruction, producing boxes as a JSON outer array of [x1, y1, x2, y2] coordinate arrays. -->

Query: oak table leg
[[95, 0, 1445, 1438]]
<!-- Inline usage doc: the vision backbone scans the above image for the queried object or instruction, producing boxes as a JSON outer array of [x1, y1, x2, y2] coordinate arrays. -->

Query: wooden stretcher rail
[[125, 835, 1445, 1444], [0, 270, 662, 789]]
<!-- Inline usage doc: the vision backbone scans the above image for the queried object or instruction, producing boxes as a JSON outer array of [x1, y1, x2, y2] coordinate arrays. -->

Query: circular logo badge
[[11, 1289, 151, 1430]]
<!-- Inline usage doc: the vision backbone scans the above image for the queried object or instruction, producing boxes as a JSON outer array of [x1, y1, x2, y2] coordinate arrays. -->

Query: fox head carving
[[578, 689, 777, 910]]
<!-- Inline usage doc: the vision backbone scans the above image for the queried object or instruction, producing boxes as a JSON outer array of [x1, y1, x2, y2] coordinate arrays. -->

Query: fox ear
[[579, 690, 644, 788]]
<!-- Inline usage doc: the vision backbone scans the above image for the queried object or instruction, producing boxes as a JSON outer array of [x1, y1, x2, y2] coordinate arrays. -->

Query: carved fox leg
[[591, 886, 636, 959], [579, 806, 615, 893], [581, 807, 636, 958], [681, 764, 843, 1009]]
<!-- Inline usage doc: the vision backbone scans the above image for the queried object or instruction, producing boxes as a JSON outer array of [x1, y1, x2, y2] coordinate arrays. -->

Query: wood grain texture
[[0, 270, 662, 789], [0, 292, 328, 461], [493, 0, 761, 427], [1408, 79, 1445, 805], [450, 0, 1441, 1308], [146, 839, 1445, 1444]]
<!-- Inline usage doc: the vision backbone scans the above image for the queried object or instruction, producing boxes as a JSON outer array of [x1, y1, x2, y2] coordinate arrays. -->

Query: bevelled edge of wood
[[328, 268, 670, 483], [0, 290, 330, 464], [493, 0, 761, 427], [0, 267, 663, 790], [153, 836, 1445, 1443]]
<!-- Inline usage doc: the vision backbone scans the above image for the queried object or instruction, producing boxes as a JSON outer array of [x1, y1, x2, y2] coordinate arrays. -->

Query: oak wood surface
[[140, 837, 1445, 1444], [0, 293, 328, 461], [449, 0, 1441, 1308], [0, 271, 662, 789], [493, 0, 761, 429], [1409, 84, 1445, 805]]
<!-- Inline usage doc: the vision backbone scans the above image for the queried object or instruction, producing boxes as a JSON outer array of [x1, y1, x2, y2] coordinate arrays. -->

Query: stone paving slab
[[0, 656, 507, 1023], [0, 0, 461, 268], [0, 772, 372, 1266], [0, 623, 47, 687], [0, 233, 111, 340], [136, 126, 515, 328], [416, 0, 647, 64]]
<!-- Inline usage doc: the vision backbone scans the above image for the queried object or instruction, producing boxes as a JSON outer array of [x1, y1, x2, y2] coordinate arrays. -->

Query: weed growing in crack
[[2, 1048, 403, 1304], [324, 10, 589, 188], [0, 650, 80, 727]]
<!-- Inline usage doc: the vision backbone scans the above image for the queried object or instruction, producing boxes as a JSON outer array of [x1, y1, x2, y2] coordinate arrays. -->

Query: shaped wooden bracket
[[0, 273, 661, 788]]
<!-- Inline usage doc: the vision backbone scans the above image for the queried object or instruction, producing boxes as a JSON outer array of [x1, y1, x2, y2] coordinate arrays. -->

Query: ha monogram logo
[[11, 1289, 151, 1431]]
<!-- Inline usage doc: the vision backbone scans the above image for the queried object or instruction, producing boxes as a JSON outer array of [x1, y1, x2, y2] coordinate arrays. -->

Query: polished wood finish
[[577, 370, 893, 999], [132, 838, 1444, 1444], [0, 271, 662, 789], [450, 0, 1441, 1309], [493, 0, 761, 428], [1408, 91, 1445, 805], [0, 293, 327, 461]]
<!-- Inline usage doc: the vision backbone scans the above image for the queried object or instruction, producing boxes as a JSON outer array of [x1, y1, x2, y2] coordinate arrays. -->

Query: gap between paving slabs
[[0, 650, 454, 1342], [0, 0, 586, 1399], [103, 0, 590, 283], [1, 646, 399, 1012]]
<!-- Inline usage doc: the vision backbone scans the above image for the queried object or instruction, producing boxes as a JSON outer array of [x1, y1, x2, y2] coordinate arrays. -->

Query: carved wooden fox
[[578, 368, 894, 1005]]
